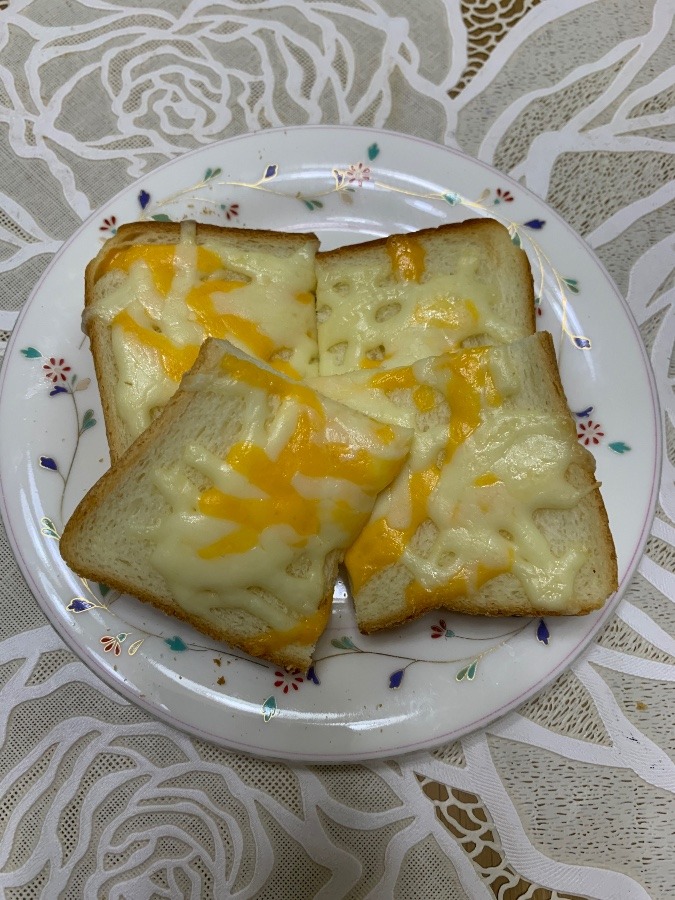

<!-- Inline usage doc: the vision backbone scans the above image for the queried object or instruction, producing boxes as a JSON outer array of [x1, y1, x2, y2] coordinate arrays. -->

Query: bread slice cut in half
[[315, 218, 536, 376], [310, 332, 618, 632], [60, 339, 413, 671], [84, 221, 320, 462]]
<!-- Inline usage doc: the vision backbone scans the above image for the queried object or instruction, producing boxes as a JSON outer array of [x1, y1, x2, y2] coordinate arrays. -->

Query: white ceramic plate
[[0, 126, 660, 762]]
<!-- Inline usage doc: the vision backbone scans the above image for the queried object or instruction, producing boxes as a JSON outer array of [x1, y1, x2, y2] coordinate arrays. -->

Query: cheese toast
[[310, 332, 618, 631], [84, 221, 320, 462], [315, 218, 536, 376], [60, 339, 412, 670]]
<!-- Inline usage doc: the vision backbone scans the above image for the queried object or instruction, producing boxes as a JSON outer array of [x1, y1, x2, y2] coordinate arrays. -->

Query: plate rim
[[0, 124, 663, 762]]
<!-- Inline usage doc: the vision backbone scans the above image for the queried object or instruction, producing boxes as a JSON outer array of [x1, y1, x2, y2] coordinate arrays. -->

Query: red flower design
[[100, 635, 122, 656], [273, 670, 304, 694], [100, 215, 117, 232], [577, 419, 605, 446], [495, 188, 514, 203], [221, 202, 239, 221], [431, 619, 448, 639], [43, 357, 71, 383]]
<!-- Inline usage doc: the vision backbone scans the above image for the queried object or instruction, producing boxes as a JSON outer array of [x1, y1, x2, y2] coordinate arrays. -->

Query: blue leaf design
[[151, 213, 171, 222], [445, 629, 455, 638], [81, 409, 96, 431], [331, 636, 356, 651], [307, 666, 320, 685], [204, 167, 221, 180], [573, 336, 591, 349], [39, 456, 58, 471], [263, 164, 278, 181], [138, 189, 150, 209], [609, 441, 631, 454], [21, 347, 42, 359], [262, 695, 278, 722], [303, 199, 323, 211], [444, 192, 460, 205], [564, 277, 580, 294], [456, 660, 479, 682], [98, 583, 111, 598], [50, 385, 68, 396], [40, 517, 59, 539], [537, 619, 550, 645], [389, 669, 405, 689], [574, 406, 593, 418], [68, 597, 96, 613], [511, 232, 522, 248], [456, 665, 470, 682], [524, 219, 545, 229], [165, 635, 188, 652], [367, 143, 380, 161]]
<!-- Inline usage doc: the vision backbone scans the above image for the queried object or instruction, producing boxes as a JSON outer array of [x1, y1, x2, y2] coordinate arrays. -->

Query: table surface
[[0, 2, 673, 898]]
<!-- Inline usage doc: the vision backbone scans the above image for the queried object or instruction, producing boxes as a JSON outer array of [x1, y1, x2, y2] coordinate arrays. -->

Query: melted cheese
[[146, 351, 412, 653], [242, 606, 332, 656], [314, 346, 591, 612], [386, 234, 426, 282], [317, 236, 525, 376], [90, 222, 319, 443]]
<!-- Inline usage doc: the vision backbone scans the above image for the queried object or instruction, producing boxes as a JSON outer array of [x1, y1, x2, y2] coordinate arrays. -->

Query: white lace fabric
[[0, 1, 673, 897]]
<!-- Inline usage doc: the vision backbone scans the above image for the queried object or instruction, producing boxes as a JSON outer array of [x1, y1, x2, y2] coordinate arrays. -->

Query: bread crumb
[[636, 701, 648, 711], [217, 676, 226, 686], [213, 658, 221, 667]]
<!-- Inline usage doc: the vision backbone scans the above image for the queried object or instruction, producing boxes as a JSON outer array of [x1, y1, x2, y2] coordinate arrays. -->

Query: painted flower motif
[[577, 419, 605, 446], [430, 619, 454, 639], [100, 215, 117, 233], [100, 633, 127, 656], [345, 162, 371, 186], [221, 202, 240, 220], [42, 357, 71, 383], [273, 670, 304, 693], [494, 188, 514, 203]]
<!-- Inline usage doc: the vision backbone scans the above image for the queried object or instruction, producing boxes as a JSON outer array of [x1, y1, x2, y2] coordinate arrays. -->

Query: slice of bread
[[60, 339, 412, 671], [84, 221, 320, 462], [310, 332, 617, 632], [315, 218, 536, 376]]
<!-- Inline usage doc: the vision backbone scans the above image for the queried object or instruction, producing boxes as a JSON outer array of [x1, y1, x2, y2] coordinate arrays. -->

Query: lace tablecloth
[[0, 1, 673, 897]]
